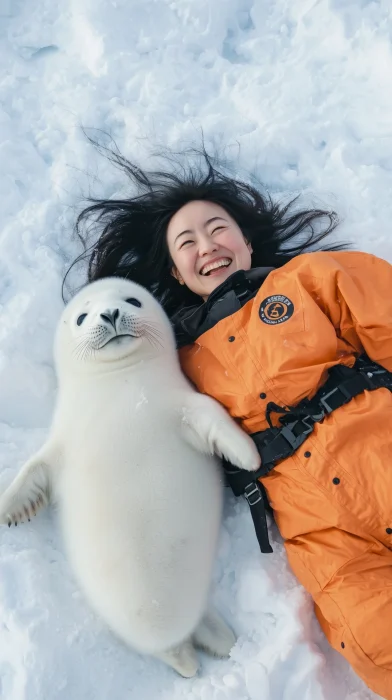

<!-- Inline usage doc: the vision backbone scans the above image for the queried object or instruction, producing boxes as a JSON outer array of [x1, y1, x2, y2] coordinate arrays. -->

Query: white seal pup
[[0, 277, 261, 677]]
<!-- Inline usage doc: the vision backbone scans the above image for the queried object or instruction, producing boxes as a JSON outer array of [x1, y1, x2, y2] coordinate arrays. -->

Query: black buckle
[[319, 385, 351, 413], [319, 388, 339, 413], [280, 416, 315, 450], [244, 482, 263, 506], [300, 413, 324, 429]]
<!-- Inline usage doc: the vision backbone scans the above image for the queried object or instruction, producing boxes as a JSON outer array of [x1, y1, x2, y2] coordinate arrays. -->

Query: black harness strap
[[223, 355, 392, 554], [224, 462, 273, 553]]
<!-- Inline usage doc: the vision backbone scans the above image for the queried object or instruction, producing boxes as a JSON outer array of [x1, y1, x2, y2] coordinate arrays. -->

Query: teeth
[[201, 259, 231, 276]]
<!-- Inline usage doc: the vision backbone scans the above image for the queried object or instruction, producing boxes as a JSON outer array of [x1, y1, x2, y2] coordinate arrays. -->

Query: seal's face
[[57, 278, 174, 369]]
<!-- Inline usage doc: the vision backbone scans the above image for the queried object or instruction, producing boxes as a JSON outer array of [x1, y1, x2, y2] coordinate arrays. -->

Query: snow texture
[[0, 0, 390, 698]]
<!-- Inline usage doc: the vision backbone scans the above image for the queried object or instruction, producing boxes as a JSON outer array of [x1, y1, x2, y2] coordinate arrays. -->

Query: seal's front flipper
[[181, 395, 261, 472], [0, 448, 53, 526]]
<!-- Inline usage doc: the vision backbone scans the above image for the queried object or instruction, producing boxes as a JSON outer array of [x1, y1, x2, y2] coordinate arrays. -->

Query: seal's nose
[[100, 308, 120, 327]]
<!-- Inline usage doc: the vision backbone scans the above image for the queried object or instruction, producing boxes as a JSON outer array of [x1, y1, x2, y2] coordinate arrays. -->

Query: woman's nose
[[198, 234, 218, 256]]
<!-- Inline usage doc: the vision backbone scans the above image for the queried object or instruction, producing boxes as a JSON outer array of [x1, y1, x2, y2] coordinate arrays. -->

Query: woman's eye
[[77, 313, 87, 326], [125, 298, 142, 308], [211, 226, 225, 234], [179, 239, 193, 249]]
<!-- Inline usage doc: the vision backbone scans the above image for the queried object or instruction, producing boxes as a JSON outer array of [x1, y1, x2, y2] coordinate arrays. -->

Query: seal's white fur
[[0, 278, 260, 676]]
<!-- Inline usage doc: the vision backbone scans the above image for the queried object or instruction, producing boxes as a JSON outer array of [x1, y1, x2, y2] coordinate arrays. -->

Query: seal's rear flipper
[[154, 639, 199, 677], [0, 448, 53, 526], [192, 607, 236, 658]]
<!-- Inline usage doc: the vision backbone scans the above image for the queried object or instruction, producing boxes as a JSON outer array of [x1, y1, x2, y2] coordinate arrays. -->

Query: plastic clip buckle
[[280, 421, 311, 450], [320, 387, 341, 413], [244, 483, 263, 506]]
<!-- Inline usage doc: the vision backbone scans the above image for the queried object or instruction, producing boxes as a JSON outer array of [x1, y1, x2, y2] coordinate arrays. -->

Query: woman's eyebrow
[[205, 216, 227, 226], [174, 229, 193, 243]]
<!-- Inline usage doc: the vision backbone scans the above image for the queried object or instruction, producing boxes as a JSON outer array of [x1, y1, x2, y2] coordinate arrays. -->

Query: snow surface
[[0, 0, 391, 698]]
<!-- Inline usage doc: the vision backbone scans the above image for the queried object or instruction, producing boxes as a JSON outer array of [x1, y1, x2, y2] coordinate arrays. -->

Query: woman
[[68, 144, 392, 698]]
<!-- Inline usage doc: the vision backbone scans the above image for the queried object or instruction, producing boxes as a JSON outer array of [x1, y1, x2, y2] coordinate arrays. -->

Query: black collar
[[172, 267, 274, 347]]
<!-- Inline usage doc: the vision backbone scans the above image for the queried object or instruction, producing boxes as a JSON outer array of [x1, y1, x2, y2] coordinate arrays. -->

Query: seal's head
[[55, 278, 176, 372]]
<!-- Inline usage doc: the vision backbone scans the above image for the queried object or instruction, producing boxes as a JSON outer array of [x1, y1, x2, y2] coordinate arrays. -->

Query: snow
[[0, 0, 390, 697]]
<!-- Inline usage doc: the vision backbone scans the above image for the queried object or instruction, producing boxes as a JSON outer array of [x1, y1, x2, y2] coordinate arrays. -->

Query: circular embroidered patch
[[259, 295, 294, 325]]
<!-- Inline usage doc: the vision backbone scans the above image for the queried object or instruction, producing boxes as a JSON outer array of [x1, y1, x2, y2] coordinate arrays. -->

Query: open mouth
[[200, 258, 232, 276]]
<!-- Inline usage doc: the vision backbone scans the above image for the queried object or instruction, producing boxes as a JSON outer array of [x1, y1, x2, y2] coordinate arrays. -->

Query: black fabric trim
[[172, 267, 274, 348]]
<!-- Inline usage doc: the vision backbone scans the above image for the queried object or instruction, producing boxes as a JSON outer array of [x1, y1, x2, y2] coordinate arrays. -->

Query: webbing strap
[[224, 463, 273, 553], [252, 357, 392, 479], [223, 356, 392, 554]]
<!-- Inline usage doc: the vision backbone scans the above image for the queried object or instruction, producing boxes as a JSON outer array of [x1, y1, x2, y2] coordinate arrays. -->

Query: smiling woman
[[167, 201, 253, 300]]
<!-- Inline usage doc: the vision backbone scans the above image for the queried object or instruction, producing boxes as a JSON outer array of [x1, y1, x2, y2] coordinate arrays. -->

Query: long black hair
[[65, 138, 348, 318]]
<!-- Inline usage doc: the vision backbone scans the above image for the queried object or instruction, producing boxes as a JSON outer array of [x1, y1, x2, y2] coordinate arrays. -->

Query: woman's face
[[166, 200, 252, 300]]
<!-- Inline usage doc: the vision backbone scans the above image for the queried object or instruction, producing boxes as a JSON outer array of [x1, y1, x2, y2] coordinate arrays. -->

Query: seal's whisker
[[74, 337, 94, 362], [144, 328, 163, 343], [85, 343, 96, 362], [147, 329, 164, 343], [142, 320, 165, 348], [73, 337, 89, 353], [73, 339, 90, 362], [148, 337, 165, 350], [144, 331, 164, 350], [142, 317, 164, 337], [80, 345, 89, 362]]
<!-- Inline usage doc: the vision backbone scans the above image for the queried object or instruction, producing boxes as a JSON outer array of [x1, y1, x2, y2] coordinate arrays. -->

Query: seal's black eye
[[77, 313, 87, 326], [125, 298, 142, 308]]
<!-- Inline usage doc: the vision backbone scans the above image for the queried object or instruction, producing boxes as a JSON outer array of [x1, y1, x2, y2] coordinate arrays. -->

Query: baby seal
[[0, 277, 260, 676]]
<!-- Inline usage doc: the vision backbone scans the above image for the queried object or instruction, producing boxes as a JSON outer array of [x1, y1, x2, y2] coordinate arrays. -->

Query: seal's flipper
[[0, 449, 53, 526], [181, 395, 261, 472], [192, 607, 236, 658], [154, 639, 199, 677]]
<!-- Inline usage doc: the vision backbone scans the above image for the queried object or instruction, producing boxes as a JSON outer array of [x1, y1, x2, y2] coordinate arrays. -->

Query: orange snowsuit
[[176, 251, 392, 699]]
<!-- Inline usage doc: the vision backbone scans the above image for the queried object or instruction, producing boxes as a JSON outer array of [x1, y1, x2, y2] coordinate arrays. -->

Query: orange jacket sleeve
[[299, 251, 392, 371]]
